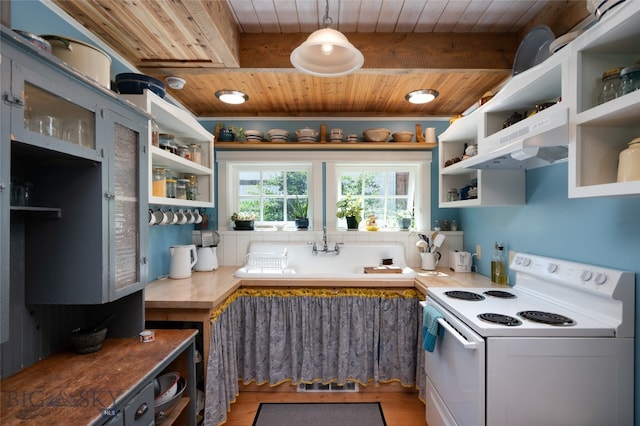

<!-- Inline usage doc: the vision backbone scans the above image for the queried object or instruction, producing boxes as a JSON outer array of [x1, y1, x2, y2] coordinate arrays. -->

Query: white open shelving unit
[[122, 90, 215, 207], [438, 0, 640, 207]]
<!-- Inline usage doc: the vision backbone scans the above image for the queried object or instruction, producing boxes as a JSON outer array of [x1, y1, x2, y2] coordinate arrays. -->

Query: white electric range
[[421, 252, 635, 426]]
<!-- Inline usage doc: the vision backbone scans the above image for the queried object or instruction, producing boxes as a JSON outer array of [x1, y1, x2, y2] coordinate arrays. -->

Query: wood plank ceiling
[[52, 0, 590, 118]]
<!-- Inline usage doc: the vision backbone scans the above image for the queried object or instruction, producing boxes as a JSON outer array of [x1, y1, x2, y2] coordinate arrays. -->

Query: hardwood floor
[[223, 383, 427, 425]]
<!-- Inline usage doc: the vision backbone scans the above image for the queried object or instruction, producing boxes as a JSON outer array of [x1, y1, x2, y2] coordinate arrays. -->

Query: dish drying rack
[[244, 249, 288, 273]]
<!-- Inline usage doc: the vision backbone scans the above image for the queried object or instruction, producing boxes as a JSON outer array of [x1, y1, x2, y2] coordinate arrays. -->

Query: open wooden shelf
[[215, 141, 437, 151]]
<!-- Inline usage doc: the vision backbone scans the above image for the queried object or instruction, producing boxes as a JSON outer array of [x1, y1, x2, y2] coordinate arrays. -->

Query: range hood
[[463, 106, 569, 170]]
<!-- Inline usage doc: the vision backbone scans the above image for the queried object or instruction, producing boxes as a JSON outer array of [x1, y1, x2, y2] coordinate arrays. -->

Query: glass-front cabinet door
[[11, 61, 101, 162]]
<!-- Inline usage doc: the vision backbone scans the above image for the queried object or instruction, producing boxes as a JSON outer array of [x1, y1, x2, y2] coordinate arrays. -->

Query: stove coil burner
[[477, 313, 522, 326], [518, 310, 576, 326], [444, 290, 485, 301], [483, 290, 517, 299]]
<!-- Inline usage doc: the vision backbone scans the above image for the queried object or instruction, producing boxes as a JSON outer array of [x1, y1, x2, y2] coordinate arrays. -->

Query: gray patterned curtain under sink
[[204, 288, 424, 426]]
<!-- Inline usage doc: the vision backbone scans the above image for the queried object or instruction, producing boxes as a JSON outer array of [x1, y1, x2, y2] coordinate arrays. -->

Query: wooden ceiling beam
[[180, 0, 241, 68], [238, 32, 519, 70]]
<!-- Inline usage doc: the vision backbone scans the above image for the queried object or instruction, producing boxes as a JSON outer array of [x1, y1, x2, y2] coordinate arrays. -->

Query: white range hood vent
[[464, 106, 569, 170]]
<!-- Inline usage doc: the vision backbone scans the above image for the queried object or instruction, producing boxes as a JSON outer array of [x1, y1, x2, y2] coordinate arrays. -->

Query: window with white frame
[[232, 164, 311, 222], [218, 150, 430, 232], [335, 164, 419, 229]]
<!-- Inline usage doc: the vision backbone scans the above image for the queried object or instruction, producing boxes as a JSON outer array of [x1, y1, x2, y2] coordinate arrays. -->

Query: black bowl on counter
[[71, 327, 108, 354], [116, 73, 165, 98]]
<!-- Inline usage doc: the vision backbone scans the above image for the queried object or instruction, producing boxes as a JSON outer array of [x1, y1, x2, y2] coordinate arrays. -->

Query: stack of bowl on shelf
[[267, 129, 289, 142], [329, 128, 343, 142], [244, 130, 264, 142], [295, 127, 319, 143]]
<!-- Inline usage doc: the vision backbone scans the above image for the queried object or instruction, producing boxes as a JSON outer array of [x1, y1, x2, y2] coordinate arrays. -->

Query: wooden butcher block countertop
[[1, 329, 196, 426], [144, 265, 495, 309]]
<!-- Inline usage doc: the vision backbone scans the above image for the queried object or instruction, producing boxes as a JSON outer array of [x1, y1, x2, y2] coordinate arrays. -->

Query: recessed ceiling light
[[405, 89, 439, 104], [215, 90, 248, 105]]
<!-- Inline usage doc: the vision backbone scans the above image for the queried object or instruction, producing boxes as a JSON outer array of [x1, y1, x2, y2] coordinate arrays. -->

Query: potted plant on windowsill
[[336, 195, 363, 230], [231, 212, 256, 230], [292, 196, 309, 229]]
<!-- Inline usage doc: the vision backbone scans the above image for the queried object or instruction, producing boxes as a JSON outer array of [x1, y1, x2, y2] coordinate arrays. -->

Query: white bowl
[[363, 128, 391, 142], [392, 131, 413, 142], [154, 372, 181, 405]]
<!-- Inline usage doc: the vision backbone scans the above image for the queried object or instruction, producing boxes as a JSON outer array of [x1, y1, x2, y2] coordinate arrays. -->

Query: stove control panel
[[511, 253, 633, 297]]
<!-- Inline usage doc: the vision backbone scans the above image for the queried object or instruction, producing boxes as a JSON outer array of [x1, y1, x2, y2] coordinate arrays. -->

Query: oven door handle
[[437, 318, 478, 350]]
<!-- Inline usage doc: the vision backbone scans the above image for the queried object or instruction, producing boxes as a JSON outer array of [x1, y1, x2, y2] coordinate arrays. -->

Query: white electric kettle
[[169, 244, 197, 279], [194, 246, 219, 271]]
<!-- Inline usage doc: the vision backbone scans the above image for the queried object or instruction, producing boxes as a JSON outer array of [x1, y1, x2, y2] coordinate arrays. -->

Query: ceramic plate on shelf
[[512, 25, 555, 76]]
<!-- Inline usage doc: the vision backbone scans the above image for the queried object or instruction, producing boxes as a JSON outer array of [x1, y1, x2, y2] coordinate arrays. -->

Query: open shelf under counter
[[215, 141, 437, 150]]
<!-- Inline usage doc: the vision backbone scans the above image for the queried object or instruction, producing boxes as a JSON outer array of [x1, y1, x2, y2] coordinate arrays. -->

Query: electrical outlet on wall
[[475, 245, 482, 260]]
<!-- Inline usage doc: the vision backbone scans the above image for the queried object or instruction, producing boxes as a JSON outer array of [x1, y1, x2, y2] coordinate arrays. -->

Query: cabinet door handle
[[134, 402, 148, 420]]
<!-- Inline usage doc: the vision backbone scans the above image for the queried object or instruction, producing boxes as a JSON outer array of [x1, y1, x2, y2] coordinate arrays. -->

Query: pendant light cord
[[322, 0, 333, 28]]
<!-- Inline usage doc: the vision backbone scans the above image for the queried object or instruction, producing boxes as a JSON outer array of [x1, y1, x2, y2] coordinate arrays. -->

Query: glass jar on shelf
[[185, 174, 198, 200], [166, 177, 177, 198], [159, 133, 177, 155], [177, 144, 191, 160], [598, 67, 622, 105], [189, 143, 202, 165], [152, 167, 166, 197], [619, 64, 640, 96], [176, 178, 189, 200], [151, 120, 160, 147]]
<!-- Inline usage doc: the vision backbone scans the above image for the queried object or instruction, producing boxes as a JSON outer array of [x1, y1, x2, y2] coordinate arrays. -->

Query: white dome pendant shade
[[290, 28, 364, 77]]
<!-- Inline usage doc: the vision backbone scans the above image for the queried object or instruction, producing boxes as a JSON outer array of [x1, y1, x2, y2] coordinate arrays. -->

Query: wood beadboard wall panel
[[216, 231, 463, 269], [1, 219, 146, 378]]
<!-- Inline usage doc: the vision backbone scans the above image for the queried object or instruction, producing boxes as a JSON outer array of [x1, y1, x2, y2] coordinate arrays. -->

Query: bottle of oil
[[490, 242, 499, 282], [494, 244, 507, 285]]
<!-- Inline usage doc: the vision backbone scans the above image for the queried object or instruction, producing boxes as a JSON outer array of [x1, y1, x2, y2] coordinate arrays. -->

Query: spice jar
[[152, 167, 166, 197], [619, 64, 640, 96], [598, 67, 622, 104], [185, 174, 198, 200], [176, 178, 189, 199]]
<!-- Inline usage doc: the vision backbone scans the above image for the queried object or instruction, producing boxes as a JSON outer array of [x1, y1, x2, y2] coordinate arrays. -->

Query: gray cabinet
[[1, 27, 149, 309], [0, 43, 10, 343]]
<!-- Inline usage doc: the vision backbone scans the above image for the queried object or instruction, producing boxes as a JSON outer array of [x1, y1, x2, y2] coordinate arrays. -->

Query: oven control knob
[[580, 270, 593, 281], [594, 273, 607, 285], [520, 257, 531, 266], [547, 263, 558, 273]]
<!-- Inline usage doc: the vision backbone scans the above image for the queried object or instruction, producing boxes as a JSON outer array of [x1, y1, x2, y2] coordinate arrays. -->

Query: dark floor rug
[[252, 402, 387, 426]]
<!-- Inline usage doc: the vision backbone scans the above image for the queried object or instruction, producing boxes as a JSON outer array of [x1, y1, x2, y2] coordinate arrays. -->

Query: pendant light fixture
[[290, 0, 364, 77]]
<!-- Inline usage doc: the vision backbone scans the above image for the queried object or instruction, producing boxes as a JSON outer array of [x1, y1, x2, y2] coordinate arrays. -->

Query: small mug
[[175, 209, 187, 225], [185, 209, 195, 224], [153, 208, 167, 225], [193, 209, 203, 224], [163, 209, 175, 225]]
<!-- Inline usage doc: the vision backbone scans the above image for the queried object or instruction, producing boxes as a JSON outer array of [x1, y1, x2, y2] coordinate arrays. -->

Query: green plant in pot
[[231, 211, 256, 230], [217, 123, 244, 142], [398, 210, 413, 230], [336, 195, 363, 230], [291, 196, 309, 229]]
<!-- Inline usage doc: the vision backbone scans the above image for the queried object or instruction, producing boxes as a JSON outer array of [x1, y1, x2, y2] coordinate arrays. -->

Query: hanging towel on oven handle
[[422, 303, 444, 352]]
